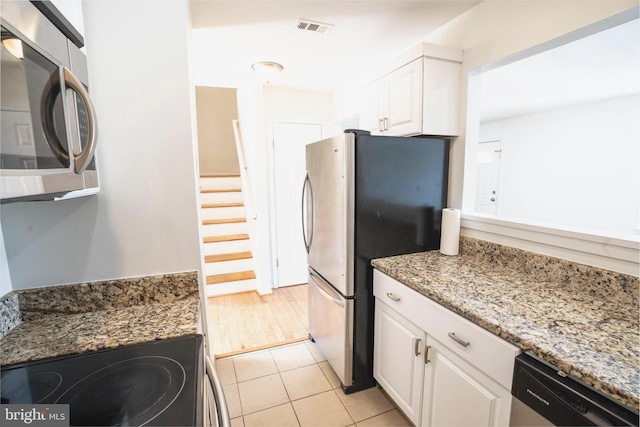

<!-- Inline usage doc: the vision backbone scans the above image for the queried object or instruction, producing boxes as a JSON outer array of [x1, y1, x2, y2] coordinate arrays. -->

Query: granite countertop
[[371, 238, 640, 411], [0, 272, 201, 367]]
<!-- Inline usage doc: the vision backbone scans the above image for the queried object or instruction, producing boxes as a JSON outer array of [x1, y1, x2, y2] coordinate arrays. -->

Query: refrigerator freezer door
[[305, 133, 355, 296], [308, 268, 354, 387]]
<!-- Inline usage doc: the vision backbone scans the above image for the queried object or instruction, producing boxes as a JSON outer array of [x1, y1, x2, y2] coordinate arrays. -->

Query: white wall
[[479, 94, 640, 236], [0, 0, 203, 291], [420, 0, 639, 273], [196, 86, 240, 175], [0, 225, 12, 297], [50, 0, 85, 37]]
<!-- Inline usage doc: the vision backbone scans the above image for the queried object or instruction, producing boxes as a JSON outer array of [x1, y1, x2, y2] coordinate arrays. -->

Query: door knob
[[490, 197, 496, 202]]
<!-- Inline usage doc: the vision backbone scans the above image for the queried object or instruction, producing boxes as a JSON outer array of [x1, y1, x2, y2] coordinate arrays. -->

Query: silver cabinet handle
[[424, 345, 431, 364], [414, 338, 422, 356], [448, 332, 470, 348], [386, 292, 400, 302], [383, 117, 388, 131], [378, 118, 384, 132]]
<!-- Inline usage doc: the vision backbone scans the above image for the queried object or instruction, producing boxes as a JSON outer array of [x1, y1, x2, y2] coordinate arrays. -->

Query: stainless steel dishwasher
[[510, 353, 639, 426]]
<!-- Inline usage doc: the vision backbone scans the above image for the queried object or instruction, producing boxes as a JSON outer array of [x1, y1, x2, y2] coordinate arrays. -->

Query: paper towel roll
[[440, 208, 461, 256]]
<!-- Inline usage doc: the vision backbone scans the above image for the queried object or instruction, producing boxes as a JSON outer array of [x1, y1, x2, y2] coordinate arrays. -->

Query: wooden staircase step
[[205, 251, 253, 263], [201, 189, 241, 194], [204, 234, 249, 243], [203, 218, 246, 225], [202, 202, 244, 209], [207, 270, 256, 285]]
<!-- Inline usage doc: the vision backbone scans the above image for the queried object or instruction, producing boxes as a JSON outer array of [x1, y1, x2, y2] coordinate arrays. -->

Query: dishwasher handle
[[206, 355, 231, 427]]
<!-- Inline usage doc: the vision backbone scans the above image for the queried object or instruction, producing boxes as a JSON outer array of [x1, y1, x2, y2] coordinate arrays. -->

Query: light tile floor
[[215, 340, 413, 427]]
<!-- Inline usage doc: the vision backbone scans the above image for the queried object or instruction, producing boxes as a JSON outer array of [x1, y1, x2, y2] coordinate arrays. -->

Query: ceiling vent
[[295, 18, 334, 34]]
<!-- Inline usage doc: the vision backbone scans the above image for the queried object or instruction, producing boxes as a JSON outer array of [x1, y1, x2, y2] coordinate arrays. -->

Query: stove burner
[[1, 371, 63, 404], [55, 356, 185, 426]]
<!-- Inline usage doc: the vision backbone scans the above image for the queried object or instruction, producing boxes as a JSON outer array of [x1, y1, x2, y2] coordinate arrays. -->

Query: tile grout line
[[227, 341, 403, 426]]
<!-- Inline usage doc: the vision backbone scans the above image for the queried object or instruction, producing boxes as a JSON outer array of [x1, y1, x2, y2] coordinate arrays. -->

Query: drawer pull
[[386, 292, 400, 302], [424, 345, 431, 365], [448, 332, 470, 348], [414, 338, 422, 356]]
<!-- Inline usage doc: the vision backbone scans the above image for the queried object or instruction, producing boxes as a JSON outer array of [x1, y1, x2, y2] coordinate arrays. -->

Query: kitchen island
[[371, 237, 639, 411], [0, 271, 200, 366]]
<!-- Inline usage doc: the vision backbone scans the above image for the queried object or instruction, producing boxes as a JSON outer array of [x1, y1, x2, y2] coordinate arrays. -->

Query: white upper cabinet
[[359, 43, 462, 137], [385, 58, 424, 136]]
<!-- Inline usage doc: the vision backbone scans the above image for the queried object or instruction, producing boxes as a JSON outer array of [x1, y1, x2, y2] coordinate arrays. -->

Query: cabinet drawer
[[374, 269, 519, 389]]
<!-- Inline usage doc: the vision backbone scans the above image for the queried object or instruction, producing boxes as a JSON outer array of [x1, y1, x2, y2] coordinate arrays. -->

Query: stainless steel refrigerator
[[302, 129, 449, 394]]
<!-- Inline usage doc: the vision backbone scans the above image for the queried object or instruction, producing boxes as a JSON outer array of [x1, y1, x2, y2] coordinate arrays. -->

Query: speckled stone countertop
[[0, 271, 200, 367], [371, 237, 640, 411]]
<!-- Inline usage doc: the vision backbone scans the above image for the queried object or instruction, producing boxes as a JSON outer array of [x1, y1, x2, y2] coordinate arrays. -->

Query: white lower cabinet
[[373, 269, 518, 427], [423, 338, 513, 426], [374, 301, 426, 424]]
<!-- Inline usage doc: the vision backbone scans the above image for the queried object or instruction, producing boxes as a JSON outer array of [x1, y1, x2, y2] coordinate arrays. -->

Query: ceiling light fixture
[[251, 61, 283, 84]]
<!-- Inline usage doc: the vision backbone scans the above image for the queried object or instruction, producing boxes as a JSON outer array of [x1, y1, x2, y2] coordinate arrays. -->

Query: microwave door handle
[[63, 67, 98, 174], [41, 69, 71, 167]]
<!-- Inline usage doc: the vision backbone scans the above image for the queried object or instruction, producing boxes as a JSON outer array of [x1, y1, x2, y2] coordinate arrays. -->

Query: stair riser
[[201, 206, 246, 220], [200, 192, 243, 205], [200, 177, 241, 191], [203, 240, 252, 255], [202, 222, 248, 236], [206, 279, 257, 297], [205, 258, 255, 276]]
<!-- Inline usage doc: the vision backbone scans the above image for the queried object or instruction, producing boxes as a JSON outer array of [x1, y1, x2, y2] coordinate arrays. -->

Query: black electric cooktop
[[1, 335, 203, 426]]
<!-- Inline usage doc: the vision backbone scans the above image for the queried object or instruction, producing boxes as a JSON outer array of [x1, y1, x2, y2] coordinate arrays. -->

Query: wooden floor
[[207, 284, 309, 358]]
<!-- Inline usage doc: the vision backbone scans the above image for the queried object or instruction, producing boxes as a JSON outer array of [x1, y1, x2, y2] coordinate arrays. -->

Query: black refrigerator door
[[348, 133, 449, 394], [355, 134, 449, 259]]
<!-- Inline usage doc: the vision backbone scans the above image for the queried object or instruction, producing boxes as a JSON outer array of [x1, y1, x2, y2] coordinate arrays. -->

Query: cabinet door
[[422, 338, 512, 427], [385, 58, 423, 136], [374, 299, 425, 425], [359, 79, 385, 135]]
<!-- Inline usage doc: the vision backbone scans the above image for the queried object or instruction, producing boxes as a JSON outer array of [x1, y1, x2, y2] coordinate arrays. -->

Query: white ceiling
[[479, 18, 640, 122], [189, 2, 639, 122], [190, 0, 480, 91]]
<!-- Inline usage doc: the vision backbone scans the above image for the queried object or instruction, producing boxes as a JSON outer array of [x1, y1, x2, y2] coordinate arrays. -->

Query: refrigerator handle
[[309, 269, 345, 308], [301, 172, 314, 253]]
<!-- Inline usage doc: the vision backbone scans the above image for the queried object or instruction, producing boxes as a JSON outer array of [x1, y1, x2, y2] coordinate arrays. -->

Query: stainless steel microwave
[[0, 0, 98, 203]]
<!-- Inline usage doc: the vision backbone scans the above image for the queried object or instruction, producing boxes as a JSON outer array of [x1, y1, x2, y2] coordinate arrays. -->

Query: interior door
[[273, 122, 322, 288], [474, 140, 501, 214]]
